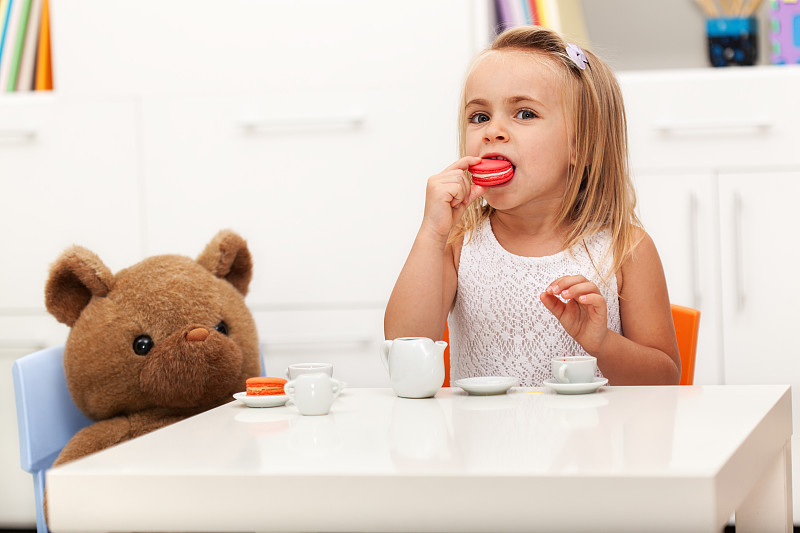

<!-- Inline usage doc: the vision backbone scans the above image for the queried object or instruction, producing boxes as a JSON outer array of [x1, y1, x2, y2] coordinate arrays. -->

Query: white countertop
[[47, 385, 792, 532]]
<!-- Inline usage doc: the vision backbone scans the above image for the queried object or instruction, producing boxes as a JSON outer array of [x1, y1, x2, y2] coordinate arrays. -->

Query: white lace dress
[[449, 217, 622, 386]]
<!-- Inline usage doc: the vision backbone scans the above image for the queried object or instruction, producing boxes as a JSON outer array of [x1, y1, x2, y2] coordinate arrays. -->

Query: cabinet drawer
[[50, 0, 474, 96], [253, 308, 388, 388], [0, 95, 142, 310], [619, 66, 800, 171], [140, 84, 458, 306]]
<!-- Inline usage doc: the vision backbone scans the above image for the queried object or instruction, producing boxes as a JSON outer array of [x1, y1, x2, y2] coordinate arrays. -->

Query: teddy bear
[[44, 229, 262, 467]]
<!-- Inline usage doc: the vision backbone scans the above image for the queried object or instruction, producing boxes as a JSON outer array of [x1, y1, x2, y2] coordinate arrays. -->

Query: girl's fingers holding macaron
[[443, 155, 483, 173], [464, 184, 487, 206], [444, 181, 471, 207]]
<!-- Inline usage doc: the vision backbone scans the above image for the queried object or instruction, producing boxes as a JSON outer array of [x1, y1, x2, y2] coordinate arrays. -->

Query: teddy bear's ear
[[45, 246, 115, 326], [196, 230, 253, 296]]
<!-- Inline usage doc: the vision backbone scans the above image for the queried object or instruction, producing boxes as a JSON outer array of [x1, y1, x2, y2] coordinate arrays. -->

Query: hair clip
[[566, 43, 588, 70]]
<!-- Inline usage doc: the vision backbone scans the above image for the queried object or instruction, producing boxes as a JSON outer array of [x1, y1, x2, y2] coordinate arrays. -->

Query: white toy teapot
[[380, 337, 446, 398]]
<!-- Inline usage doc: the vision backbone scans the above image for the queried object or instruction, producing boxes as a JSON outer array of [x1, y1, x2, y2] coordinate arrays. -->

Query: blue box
[[707, 17, 758, 66]]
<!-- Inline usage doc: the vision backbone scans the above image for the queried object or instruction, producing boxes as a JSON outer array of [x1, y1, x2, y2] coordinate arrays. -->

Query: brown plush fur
[[44, 230, 261, 468]]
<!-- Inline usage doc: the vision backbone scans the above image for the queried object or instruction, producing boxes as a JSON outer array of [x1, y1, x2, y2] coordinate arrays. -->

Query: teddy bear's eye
[[215, 321, 229, 336], [133, 335, 154, 356]]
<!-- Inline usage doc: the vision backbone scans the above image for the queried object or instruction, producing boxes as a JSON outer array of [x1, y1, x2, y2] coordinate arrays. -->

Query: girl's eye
[[515, 109, 537, 120], [469, 112, 490, 124]]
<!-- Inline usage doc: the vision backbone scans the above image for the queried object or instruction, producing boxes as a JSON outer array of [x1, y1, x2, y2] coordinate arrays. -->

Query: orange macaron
[[245, 377, 287, 396]]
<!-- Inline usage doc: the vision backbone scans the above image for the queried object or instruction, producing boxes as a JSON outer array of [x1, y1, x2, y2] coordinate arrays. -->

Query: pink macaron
[[469, 158, 514, 186]]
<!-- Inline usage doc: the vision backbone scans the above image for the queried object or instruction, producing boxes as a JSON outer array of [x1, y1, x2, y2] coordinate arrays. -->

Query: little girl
[[384, 26, 680, 386]]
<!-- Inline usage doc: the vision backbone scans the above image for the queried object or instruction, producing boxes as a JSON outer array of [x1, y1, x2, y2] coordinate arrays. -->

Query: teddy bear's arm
[[45, 417, 134, 526], [52, 416, 134, 468]]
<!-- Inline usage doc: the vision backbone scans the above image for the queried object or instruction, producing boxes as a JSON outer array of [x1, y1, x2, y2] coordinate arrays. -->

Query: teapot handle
[[380, 340, 393, 372], [331, 378, 344, 398]]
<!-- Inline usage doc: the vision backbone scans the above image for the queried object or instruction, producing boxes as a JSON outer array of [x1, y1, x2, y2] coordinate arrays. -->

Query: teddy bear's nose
[[186, 327, 209, 342]]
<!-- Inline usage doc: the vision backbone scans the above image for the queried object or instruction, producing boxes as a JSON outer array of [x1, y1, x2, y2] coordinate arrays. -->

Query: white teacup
[[380, 337, 446, 399], [285, 362, 334, 380], [551, 356, 597, 384], [284, 372, 342, 416]]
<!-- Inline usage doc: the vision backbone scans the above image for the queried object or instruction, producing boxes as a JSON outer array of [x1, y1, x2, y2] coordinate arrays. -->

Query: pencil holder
[[707, 17, 758, 66]]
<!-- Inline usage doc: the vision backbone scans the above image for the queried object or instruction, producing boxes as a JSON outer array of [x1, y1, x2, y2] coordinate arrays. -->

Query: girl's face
[[464, 50, 572, 215]]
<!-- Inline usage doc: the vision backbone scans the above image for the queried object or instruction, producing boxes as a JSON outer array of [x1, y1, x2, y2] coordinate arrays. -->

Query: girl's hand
[[540, 275, 609, 355], [420, 156, 486, 240]]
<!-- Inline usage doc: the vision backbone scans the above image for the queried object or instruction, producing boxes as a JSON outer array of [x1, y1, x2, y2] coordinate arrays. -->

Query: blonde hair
[[452, 26, 641, 282]]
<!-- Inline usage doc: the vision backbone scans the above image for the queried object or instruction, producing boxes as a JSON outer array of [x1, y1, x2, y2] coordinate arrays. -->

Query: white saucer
[[543, 378, 608, 395], [454, 376, 518, 396], [233, 392, 289, 408]]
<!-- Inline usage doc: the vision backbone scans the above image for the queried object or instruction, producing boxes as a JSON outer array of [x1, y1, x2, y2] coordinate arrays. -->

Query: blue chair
[[260, 343, 266, 377], [13, 342, 263, 533], [12, 346, 92, 533]]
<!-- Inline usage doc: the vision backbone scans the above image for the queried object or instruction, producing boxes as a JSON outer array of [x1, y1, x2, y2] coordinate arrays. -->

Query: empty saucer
[[454, 376, 518, 396], [542, 377, 608, 395]]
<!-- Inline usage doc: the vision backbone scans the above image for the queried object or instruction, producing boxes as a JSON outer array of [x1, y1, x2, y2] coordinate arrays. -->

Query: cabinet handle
[[0, 129, 37, 141], [733, 192, 745, 312], [238, 110, 366, 133], [654, 117, 772, 136], [689, 192, 702, 310]]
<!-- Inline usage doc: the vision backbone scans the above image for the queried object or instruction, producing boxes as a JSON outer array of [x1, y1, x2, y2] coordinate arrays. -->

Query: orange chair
[[441, 303, 699, 386], [670, 304, 700, 386]]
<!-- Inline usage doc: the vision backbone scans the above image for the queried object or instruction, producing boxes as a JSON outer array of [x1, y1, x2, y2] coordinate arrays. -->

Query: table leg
[[735, 440, 793, 533]]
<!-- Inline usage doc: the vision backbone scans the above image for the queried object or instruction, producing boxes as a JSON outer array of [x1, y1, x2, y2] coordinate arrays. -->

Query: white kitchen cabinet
[[621, 66, 800, 384], [633, 171, 723, 384], [124, 0, 482, 388], [0, 94, 141, 528], [137, 84, 457, 308], [0, 2, 488, 525], [719, 170, 800, 381], [0, 95, 142, 313], [718, 172, 800, 512], [255, 308, 390, 388], [620, 66, 800, 171], [49, 1, 482, 97], [620, 66, 800, 521]]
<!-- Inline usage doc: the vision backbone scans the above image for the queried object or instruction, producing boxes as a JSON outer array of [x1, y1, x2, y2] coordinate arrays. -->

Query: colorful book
[[528, 0, 540, 25], [0, 0, 12, 73], [495, 0, 512, 32], [34, 0, 49, 90], [534, 0, 551, 28], [531, 0, 589, 47], [507, 0, 526, 26], [520, 0, 533, 25], [0, 0, 21, 91], [6, 0, 31, 91], [16, 0, 41, 90]]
